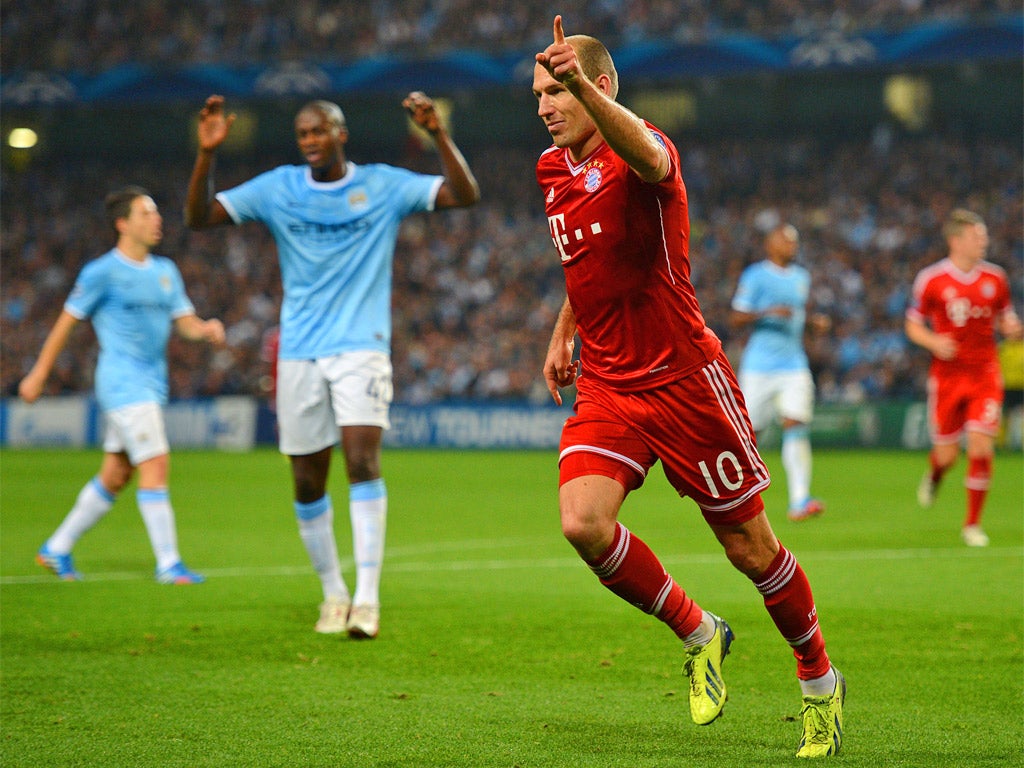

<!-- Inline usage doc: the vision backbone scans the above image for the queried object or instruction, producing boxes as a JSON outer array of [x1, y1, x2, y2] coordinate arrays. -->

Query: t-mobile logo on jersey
[[547, 213, 603, 263], [945, 295, 993, 327]]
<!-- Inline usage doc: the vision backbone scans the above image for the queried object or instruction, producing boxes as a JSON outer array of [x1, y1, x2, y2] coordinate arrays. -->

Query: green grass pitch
[[2, 447, 1022, 767]]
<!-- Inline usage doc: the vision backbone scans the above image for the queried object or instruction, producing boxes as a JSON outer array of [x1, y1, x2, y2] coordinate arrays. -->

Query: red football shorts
[[927, 362, 1004, 443], [559, 353, 771, 526]]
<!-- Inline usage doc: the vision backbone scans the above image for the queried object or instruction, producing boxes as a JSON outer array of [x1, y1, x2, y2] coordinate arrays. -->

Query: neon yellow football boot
[[796, 667, 846, 758], [682, 613, 734, 725]]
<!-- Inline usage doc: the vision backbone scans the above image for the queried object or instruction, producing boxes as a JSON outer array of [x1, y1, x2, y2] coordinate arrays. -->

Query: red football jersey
[[906, 258, 1013, 375], [536, 123, 720, 391]]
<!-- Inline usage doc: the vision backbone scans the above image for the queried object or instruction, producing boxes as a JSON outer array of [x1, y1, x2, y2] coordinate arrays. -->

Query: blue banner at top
[[2, 16, 1020, 106]]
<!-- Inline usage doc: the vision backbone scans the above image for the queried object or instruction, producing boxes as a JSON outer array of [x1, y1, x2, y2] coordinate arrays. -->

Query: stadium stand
[[2, 2, 1020, 407], [3, 133, 1020, 405], [3, 0, 1018, 72]]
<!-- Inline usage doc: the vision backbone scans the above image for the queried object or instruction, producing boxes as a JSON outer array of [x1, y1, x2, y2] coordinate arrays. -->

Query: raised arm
[[537, 16, 669, 183], [402, 91, 480, 209], [184, 95, 236, 229], [18, 310, 79, 403]]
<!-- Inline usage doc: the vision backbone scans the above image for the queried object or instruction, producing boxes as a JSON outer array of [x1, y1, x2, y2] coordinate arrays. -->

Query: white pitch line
[[1, 545, 1019, 586]]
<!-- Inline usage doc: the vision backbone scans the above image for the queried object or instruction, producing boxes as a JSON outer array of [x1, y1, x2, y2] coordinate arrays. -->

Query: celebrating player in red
[[906, 209, 1023, 547], [533, 16, 844, 758]]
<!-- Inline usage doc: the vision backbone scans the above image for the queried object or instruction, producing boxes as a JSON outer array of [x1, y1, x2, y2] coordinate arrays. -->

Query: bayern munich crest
[[584, 167, 603, 192]]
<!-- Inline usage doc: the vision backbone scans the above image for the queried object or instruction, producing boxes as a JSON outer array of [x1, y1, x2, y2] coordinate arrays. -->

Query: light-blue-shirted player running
[[186, 92, 479, 638], [730, 223, 829, 522], [21, 186, 225, 583]]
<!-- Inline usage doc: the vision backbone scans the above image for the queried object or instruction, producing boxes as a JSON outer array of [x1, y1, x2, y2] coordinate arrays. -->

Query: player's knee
[[723, 536, 777, 579], [560, 510, 610, 559], [560, 519, 589, 550], [104, 472, 131, 495], [725, 549, 762, 579], [99, 459, 133, 493], [291, 467, 328, 503], [965, 437, 995, 462], [289, 449, 331, 501], [345, 458, 379, 484], [342, 442, 381, 484], [965, 450, 994, 465]]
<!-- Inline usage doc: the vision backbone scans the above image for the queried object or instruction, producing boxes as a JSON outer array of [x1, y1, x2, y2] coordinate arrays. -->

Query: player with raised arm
[[534, 17, 844, 757], [906, 208, 1022, 546], [730, 223, 831, 522], [21, 186, 225, 583], [186, 92, 479, 638]]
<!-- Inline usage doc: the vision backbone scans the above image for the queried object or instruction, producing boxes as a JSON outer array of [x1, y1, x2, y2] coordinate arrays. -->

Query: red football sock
[[587, 522, 703, 639], [929, 450, 947, 485], [964, 456, 992, 527], [753, 544, 831, 680]]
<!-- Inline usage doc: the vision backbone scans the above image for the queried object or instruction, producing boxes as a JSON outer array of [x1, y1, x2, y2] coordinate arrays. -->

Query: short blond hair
[[943, 208, 984, 241], [566, 34, 618, 99]]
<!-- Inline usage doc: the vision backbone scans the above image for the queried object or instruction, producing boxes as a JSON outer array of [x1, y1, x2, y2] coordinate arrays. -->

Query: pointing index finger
[[553, 15, 565, 45]]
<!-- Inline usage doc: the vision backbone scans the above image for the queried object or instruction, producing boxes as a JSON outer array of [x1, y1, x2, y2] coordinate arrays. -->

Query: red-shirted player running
[[906, 209, 1022, 547], [533, 16, 844, 758]]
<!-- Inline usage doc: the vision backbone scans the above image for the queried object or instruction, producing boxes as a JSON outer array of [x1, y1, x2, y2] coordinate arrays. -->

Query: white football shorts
[[276, 351, 393, 455], [739, 369, 815, 432], [102, 401, 170, 465]]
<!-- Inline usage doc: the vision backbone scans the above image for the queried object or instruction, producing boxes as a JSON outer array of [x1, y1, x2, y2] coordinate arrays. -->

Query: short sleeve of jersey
[[905, 269, 931, 322], [65, 258, 109, 319], [993, 268, 1012, 315], [163, 258, 196, 319], [649, 127, 680, 185], [217, 167, 287, 224], [731, 266, 760, 313], [381, 164, 442, 215]]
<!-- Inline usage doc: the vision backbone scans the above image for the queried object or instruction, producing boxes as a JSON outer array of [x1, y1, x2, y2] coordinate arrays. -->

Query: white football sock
[[682, 610, 717, 648], [137, 488, 181, 572], [350, 479, 387, 607], [47, 476, 115, 553], [295, 496, 348, 601], [782, 425, 813, 509], [800, 667, 838, 697]]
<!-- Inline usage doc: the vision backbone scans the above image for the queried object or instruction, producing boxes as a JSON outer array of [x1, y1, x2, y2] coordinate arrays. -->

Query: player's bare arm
[[175, 314, 226, 345], [905, 317, 957, 360], [729, 310, 755, 330], [543, 297, 579, 406], [403, 91, 442, 134], [403, 91, 480, 209], [998, 309, 1023, 340], [18, 310, 79, 403], [197, 95, 236, 152], [730, 305, 795, 330], [808, 312, 832, 334], [537, 16, 668, 183], [184, 95, 235, 229]]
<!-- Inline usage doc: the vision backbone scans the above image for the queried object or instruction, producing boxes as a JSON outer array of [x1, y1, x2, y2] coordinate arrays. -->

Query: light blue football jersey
[[731, 260, 811, 373], [65, 249, 195, 410], [217, 162, 442, 359]]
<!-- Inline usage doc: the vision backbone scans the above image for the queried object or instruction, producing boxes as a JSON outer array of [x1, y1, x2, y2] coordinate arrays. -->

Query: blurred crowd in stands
[[3, 0, 1019, 74], [3, 126, 1021, 407], [3, 1, 1021, 407]]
